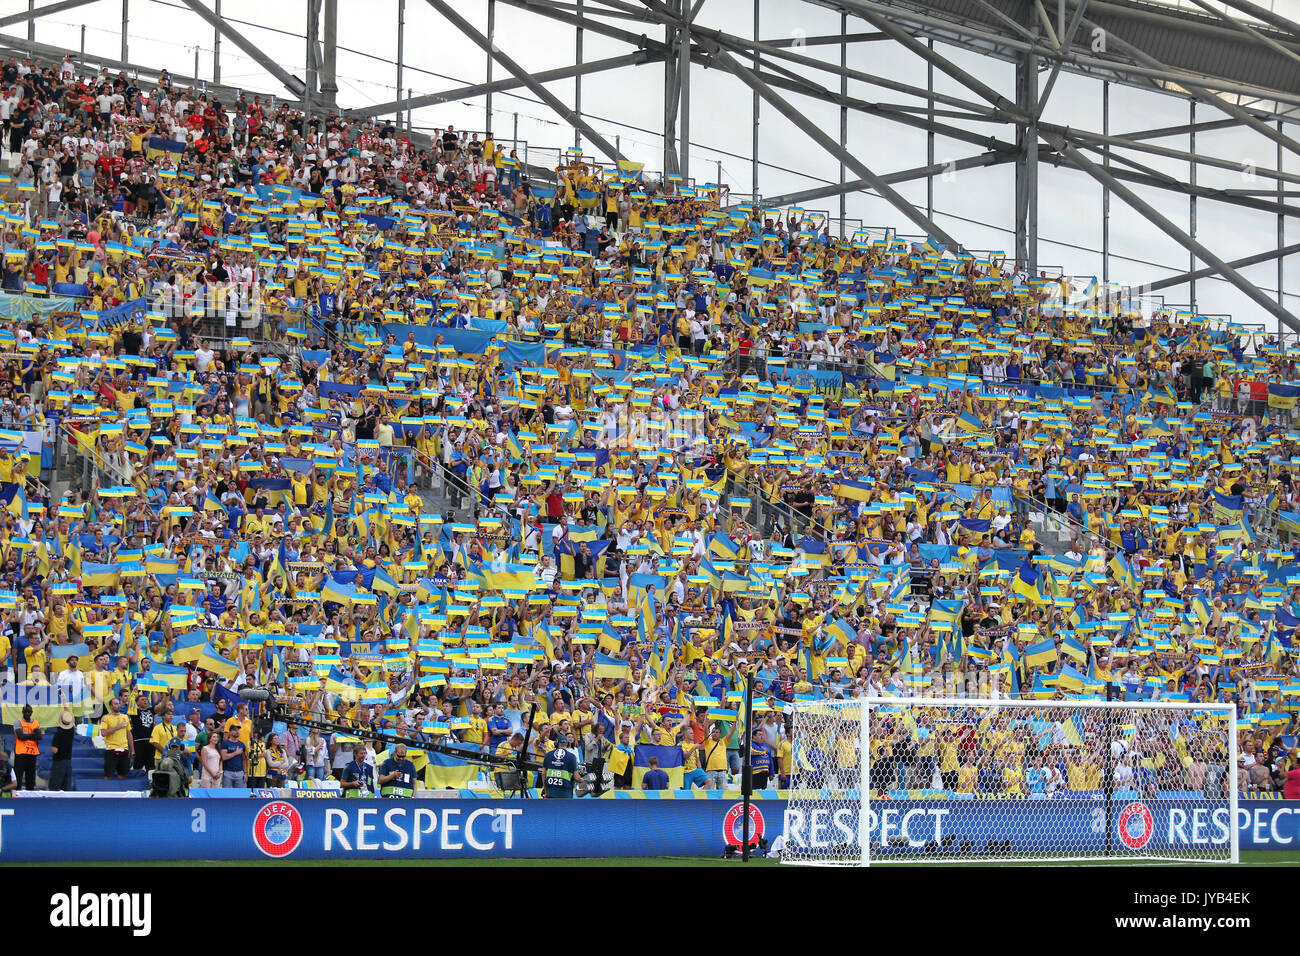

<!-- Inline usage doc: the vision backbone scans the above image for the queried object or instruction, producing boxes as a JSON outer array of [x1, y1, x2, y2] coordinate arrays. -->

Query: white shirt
[[56, 667, 86, 699]]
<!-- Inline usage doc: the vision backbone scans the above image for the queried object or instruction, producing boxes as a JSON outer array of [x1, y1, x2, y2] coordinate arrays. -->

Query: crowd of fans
[[0, 52, 1297, 798]]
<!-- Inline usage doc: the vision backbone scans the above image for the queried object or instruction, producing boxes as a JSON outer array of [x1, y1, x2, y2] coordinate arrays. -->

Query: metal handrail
[[57, 419, 135, 489]]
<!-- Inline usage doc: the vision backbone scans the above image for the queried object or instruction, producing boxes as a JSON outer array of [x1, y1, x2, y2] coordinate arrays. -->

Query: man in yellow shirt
[[150, 701, 179, 759], [100, 695, 134, 779], [463, 702, 489, 752], [223, 702, 254, 750]]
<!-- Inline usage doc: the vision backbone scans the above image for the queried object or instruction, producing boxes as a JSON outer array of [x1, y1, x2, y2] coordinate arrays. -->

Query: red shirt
[[1284, 768, 1300, 800]]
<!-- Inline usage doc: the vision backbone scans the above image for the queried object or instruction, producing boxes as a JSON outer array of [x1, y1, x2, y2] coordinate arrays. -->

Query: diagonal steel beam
[[178, 0, 306, 98], [348, 52, 651, 119], [0, 0, 102, 29], [729, 151, 1010, 210], [1032, 0, 1060, 47], [1041, 131, 1300, 332], [807, 0, 1029, 121], [1139, 242, 1300, 294], [1214, 0, 1300, 44], [1035, 0, 1088, 119], [531, 0, 1011, 121], [422, 0, 625, 163], [806, 0, 1300, 109], [706, 45, 966, 251], [753, 67, 1018, 153], [1065, 2, 1300, 160], [1184, 0, 1300, 70], [1122, 118, 1245, 141]]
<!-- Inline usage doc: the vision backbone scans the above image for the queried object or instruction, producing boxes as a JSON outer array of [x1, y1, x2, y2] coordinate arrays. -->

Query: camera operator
[[340, 743, 374, 798], [581, 718, 611, 796], [150, 738, 191, 798]]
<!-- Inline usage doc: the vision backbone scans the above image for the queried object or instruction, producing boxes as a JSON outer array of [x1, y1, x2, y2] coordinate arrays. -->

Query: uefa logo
[[723, 802, 766, 848], [252, 802, 304, 858], [1117, 802, 1155, 850]]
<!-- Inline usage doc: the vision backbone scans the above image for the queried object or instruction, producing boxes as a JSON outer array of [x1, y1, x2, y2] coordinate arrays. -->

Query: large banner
[[0, 798, 1296, 861]]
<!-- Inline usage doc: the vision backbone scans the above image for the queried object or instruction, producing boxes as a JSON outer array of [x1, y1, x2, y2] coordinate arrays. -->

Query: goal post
[[781, 697, 1239, 865]]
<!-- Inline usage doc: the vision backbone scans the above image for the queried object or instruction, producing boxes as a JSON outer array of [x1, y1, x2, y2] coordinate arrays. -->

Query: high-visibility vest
[[15, 719, 40, 756]]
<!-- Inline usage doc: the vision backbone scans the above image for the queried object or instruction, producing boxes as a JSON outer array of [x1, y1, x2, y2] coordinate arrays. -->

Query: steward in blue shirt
[[542, 734, 578, 798], [378, 743, 417, 798]]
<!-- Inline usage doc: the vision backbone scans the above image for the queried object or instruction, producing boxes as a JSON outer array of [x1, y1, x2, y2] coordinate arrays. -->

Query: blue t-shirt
[[487, 715, 511, 748], [542, 748, 577, 797], [379, 758, 417, 795], [221, 738, 245, 773], [642, 768, 670, 790]]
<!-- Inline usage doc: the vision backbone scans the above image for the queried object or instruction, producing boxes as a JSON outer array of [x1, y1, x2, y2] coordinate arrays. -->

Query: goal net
[[780, 697, 1238, 865]]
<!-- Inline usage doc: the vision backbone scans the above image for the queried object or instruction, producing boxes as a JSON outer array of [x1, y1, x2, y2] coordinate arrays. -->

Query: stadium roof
[[812, 0, 1300, 112]]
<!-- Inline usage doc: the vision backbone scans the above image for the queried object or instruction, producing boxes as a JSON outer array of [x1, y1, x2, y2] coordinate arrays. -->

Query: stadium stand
[[0, 52, 1298, 800]]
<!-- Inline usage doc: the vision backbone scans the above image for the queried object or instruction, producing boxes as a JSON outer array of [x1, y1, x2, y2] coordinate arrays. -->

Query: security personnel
[[377, 744, 417, 798], [340, 743, 374, 798], [542, 733, 578, 798], [13, 705, 40, 791]]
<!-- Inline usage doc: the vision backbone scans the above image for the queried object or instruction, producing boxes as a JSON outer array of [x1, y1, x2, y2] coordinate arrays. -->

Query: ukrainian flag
[[170, 631, 208, 664], [1024, 638, 1057, 669], [1012, 558, 1044, 604], [592, 652, 631, 681], [1109, 553, 1137, 590], [325, 665, 365, 700], [50, 643, 93, 672], [505, 429, 526, 460], [1061, 637, 1087, 664], [197, 642, 238, 680], [1211, 492, 1244, 523], [145, 661, 190, 691], [1057, 664, 1087, 693], [81, 562, 121, 588], [709, 534, 740, 559], [1268, 382, 1300, 409], [1218, 519, 1253, 542], [833, 478, 874, 501], [477, 562, 541, 592], [632, 744, 684, 788], [423, 749, 479, 789]]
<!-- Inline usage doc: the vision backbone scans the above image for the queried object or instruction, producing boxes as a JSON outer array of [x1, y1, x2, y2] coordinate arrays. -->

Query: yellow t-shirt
[[101, 712, 131, 750], [149, 720, 177, 753], [463, 716, 488, 745], [702, 735, 729, 772], [223, 716, 252, 749], [939, 740, 959, 773], [1066, 760, 1099, 791]]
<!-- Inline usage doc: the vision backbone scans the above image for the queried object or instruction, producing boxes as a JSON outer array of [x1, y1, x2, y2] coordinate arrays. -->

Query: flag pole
[[518, 700, 539, 799], [741, 669, 755, 862], [1104, 679, 1115, 857]]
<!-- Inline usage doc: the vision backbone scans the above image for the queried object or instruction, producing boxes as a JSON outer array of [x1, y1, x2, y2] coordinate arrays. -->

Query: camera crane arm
[[252, 692, 546, 775]]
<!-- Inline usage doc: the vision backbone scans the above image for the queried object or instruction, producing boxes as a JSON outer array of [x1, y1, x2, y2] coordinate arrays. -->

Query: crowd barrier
[[0, 798, 1296, 861]]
